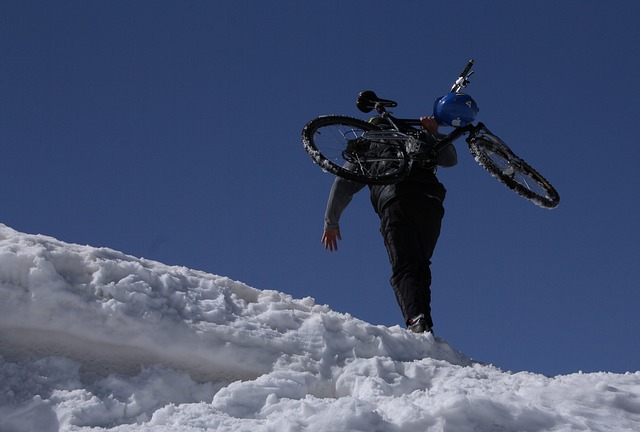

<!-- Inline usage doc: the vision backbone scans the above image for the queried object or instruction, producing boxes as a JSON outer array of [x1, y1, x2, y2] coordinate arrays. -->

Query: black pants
[[379, 196, 444, 329]]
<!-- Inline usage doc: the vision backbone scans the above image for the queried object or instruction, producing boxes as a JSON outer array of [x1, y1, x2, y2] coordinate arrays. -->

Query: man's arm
[[322, 173, 365, 252], [437, 143, 457, 167], [420, 116, 457, 168]]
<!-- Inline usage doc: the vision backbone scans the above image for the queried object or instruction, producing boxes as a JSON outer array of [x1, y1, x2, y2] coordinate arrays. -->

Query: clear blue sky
[[2, 0, 638, 377]]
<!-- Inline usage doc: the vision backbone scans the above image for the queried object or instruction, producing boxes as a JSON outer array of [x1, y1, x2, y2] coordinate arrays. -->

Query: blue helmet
[[433, 92, 479, 127]]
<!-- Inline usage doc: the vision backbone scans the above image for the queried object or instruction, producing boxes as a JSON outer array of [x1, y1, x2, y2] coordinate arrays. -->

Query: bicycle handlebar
[[459, 60, 474, 79]]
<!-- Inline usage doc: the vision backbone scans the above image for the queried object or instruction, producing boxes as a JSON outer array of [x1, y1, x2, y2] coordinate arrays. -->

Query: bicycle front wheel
[[302, 115, 410, 185], [467, 130, 560, 209]]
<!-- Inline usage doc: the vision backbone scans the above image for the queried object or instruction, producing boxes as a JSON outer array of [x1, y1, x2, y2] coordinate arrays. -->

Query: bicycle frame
[[358, 58, 487, 161], [368, 102, 486, 162], [302, 59, 559, 208]]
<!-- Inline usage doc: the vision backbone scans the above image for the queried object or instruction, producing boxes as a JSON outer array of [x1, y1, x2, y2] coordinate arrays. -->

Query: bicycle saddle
[[356, 90, 398, 113]]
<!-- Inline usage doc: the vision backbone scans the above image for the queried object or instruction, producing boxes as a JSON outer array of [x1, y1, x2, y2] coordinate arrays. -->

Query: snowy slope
[[1, 224, 639, 432]]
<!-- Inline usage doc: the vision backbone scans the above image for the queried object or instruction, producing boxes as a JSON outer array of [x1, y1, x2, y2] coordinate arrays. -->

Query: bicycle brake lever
[[450, 60, 475, 92]]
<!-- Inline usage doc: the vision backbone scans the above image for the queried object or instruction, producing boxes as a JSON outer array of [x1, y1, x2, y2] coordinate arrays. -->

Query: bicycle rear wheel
[[302, 115, 410, 185], [467, 130, 560, 209]]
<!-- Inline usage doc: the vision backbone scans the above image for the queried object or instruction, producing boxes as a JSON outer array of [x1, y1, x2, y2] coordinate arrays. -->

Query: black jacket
[[323, 143, 456, 230], [369, 164, 447, 215]]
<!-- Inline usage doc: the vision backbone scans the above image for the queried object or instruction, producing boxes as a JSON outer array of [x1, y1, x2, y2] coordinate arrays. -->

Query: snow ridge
[[1, 223, 640, 431]]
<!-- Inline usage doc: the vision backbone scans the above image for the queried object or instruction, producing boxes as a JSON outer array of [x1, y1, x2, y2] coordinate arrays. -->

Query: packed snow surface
[[1, 224, 639, 432]]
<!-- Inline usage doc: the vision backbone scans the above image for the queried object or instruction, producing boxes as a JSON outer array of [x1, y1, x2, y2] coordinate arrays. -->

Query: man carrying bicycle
[[321, 116, 456, 334]]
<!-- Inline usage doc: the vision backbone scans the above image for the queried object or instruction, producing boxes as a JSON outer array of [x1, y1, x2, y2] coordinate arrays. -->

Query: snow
[[1, 223, 639, 432]]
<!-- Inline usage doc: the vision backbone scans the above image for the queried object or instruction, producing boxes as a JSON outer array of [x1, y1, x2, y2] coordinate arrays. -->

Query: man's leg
[[380, 197, 444, 329]]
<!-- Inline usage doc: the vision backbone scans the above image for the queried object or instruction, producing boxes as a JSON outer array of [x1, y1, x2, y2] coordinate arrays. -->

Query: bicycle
[[301, 60, 560, 209]]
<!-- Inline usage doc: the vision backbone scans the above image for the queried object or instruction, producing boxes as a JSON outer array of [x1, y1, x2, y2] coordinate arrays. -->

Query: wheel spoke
[[468, 133, 559, 208], [303, 116, 409, 185]]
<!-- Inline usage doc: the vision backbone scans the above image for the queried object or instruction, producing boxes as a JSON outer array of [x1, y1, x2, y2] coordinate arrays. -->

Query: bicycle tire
[[302, 115, 410, 185], [467, 133, 560, 209]]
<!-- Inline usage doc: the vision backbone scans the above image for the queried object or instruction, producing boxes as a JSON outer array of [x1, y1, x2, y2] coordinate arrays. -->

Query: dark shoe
[[407, 314, 432, 334]]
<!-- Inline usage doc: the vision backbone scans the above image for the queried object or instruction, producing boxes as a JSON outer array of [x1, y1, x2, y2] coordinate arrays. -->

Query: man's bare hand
[[420, 116, 439, 135], [321, 229, 342, 252]]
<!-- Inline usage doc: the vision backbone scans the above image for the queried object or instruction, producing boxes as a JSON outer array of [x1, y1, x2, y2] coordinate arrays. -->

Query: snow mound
[[1, 223, 640, 432]]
